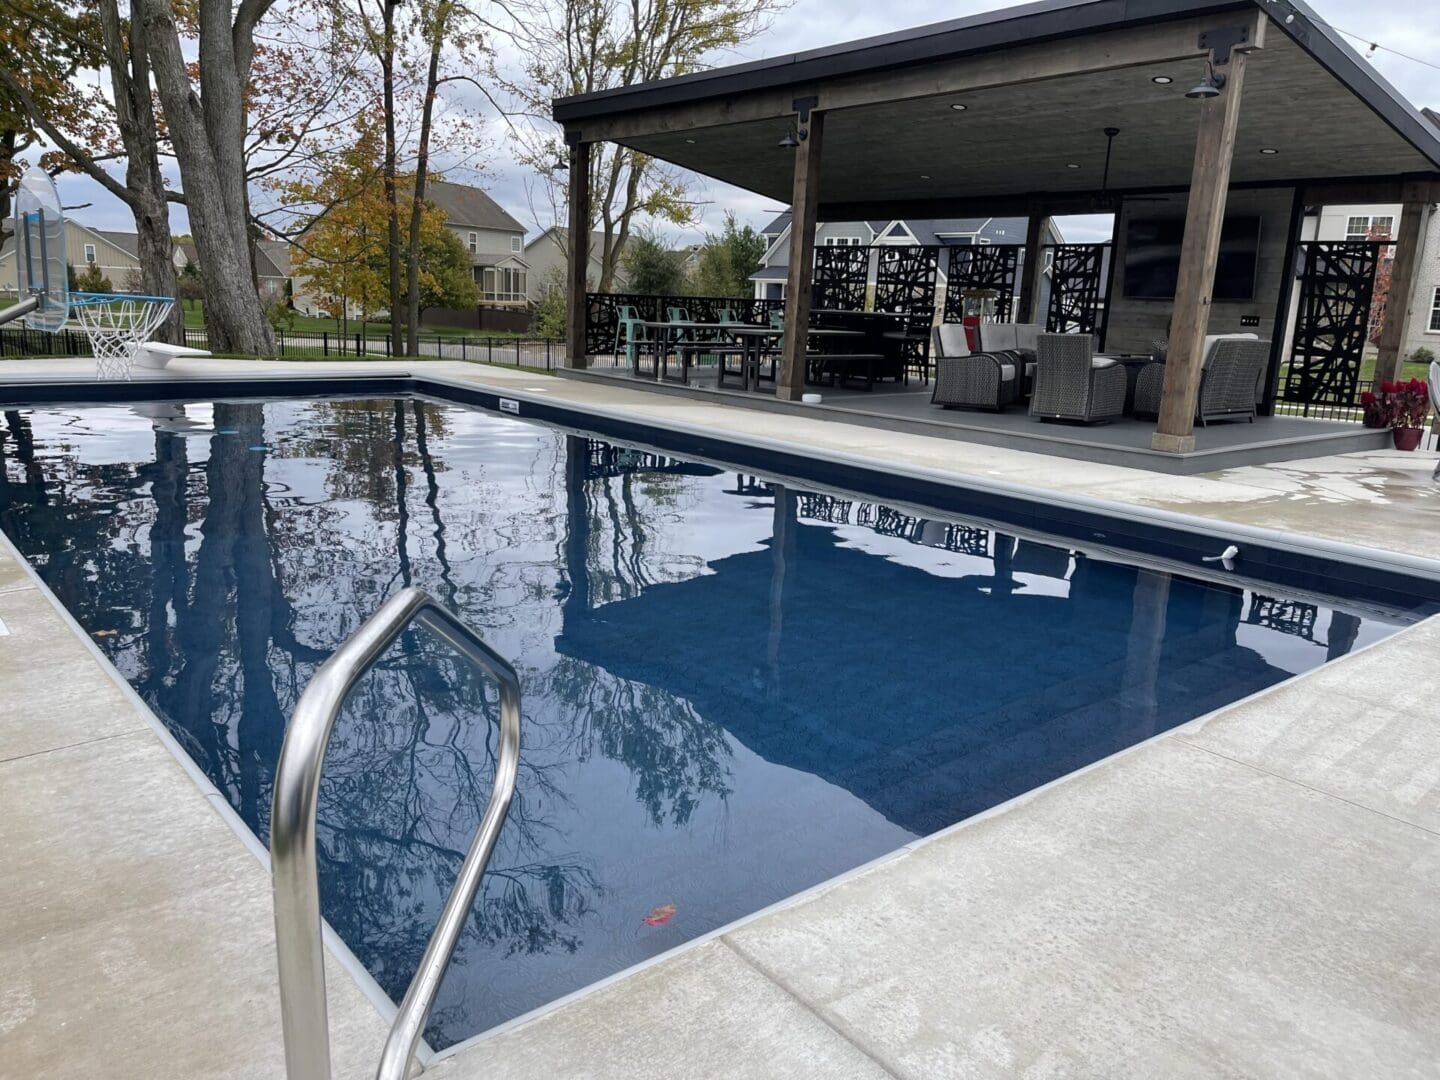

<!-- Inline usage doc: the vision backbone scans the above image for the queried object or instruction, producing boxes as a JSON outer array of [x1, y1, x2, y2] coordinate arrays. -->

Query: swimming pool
[[0, 393, 1421, 1048]]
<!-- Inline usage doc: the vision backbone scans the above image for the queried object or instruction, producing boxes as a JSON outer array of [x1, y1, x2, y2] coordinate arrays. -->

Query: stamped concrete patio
[[2, 355, 1438, 1078]]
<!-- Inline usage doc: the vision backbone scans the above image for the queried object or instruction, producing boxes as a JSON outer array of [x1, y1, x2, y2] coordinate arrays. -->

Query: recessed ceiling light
[[1152, 75, 1174, 85], [950, 103, 968, 111], [1260, 147, 1279, 155], [1066, 163, 1082, 169], [920, 174, 932, 180], [684, 138, 696, 144]]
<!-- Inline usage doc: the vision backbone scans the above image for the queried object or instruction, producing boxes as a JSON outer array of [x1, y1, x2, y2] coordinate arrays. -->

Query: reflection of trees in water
[[2, 402, 752, 1039], [537, 656, 733, 828], [551, 436, 735, 826]]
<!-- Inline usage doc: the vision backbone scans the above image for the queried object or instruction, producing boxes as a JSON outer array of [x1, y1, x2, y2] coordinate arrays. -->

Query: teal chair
[[613, 304, 649, 369], [718, 308, 738, 324], [666, 306, 691, 324]]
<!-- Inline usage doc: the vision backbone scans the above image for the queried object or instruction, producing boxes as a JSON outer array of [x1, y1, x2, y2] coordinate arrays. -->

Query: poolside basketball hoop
[[71, 293, 176, 380], [1, 167, 69, 331], [4, 167, 175, 379]]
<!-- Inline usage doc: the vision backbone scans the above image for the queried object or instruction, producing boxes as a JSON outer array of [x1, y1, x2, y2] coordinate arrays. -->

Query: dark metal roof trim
[[552, 0, 1440, 171], [553, 0, 1250, 119]]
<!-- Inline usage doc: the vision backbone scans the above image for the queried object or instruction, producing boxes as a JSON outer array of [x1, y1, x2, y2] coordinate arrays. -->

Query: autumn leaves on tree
[[1, 0, 787, 353]]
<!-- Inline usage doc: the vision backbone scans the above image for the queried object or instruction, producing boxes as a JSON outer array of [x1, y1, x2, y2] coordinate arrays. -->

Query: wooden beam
[[1260, 186, 1306, 415], [778, 110, 823, 402], [564, 141, 591, 368], [567, 15, 1238, 144], [1374, 185, 1431, 384], [1017, 211, 1047, 323], [1151, 50, 1251, 454], [1302, 175, 1440, 206]]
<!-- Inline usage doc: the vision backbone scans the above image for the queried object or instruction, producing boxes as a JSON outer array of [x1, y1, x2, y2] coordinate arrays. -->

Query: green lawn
[[179, 299, 530, 341]]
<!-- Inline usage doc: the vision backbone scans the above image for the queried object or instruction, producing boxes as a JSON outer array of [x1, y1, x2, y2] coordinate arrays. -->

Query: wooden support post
[[1374, 185, 1430, 385], [1151, 51, 1250, 454], [779, 108, 823, 401], [1017, 210, 1046, 324], [564, 139, 591, 369]]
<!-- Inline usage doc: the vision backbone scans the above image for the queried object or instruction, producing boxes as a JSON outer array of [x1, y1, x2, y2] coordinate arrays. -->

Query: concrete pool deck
[[1, 355, 1438, 1078]]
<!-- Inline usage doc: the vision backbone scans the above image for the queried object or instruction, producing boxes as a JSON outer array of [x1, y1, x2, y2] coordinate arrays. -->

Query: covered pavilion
[[551, 0, 1440, 457]]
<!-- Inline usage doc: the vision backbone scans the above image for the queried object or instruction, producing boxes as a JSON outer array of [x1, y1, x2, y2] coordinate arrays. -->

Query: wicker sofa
[[1028, 333, 1128, 423], [930, 323, 1025, 411], [1131, 334, 1269, 425], [977, 322, 1043, 394]]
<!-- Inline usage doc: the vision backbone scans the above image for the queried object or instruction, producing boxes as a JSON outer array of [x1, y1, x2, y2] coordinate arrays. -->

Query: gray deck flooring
[[570, 362, 1389, 474]]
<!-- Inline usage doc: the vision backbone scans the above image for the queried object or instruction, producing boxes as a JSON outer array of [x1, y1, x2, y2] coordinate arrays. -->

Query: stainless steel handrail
[[270, 587, 522, 1080]]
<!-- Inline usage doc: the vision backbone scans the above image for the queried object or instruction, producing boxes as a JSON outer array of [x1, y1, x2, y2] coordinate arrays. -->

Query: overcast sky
[[44, 0, 1440, 247]]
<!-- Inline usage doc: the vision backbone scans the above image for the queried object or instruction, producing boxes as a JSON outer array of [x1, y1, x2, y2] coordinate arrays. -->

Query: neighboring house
[[0, 217, 142, 294], [749, 214, 1065, 316], [523, 227, 630, 302], [253, 239, 293, 307], [426, 180, 529, 307], [1301, 202, 1440, 360]]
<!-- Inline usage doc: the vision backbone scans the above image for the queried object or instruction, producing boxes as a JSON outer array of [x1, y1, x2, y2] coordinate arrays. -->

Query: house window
[[1430, 286, 1440, 333], [84, 243, 96, 264], [823, 236, 862, 247], [1346, 215, 1394, 241], [468, 231, 477, 254], [510, 235, 521, 253], [481, 266, 528, 303]]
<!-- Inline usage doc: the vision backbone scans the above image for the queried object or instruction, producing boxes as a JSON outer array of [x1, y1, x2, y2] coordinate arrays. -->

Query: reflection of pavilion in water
[[559, 444, 1359, 835]]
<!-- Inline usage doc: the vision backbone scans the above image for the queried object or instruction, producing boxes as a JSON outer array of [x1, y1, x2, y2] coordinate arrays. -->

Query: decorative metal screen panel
[[1045, 244, 1109, 340], [812, 246, 870, 311], [873, 245, 939, 318], [1282, 242, 1382, 410], [944, 245, 1021, 323]]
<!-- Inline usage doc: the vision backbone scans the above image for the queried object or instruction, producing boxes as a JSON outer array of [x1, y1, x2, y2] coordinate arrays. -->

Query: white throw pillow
[[997, 363, 1017, 382], [1092, 358, 1119, 370]]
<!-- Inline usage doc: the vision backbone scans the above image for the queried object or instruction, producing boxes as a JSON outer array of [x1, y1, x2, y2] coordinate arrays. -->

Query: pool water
[[0, 397, 1403, 1047]]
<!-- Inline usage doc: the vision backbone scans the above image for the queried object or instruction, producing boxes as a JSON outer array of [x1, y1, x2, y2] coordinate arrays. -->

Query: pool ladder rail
[[269, 587, 522, 1080]]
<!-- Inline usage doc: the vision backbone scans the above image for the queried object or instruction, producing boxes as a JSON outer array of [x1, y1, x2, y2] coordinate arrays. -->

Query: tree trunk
[[99, 0, 179, 342], [382, 0, 402, 357], [139, 0, 275, 355], [404, 3, 446, 357], [0, 130, 16, 245]]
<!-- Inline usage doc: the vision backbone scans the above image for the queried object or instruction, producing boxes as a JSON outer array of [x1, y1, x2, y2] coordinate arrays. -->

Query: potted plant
[[1361, 379, 1431, 450]]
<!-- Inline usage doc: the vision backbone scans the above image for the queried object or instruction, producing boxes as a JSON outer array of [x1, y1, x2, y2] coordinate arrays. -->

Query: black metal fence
[[0, 324, 563, 370]]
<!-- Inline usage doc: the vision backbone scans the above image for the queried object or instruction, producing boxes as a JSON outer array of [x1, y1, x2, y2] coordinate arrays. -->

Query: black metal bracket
[[793, 95, 818, 123], [1199, 25, 1251, 65]]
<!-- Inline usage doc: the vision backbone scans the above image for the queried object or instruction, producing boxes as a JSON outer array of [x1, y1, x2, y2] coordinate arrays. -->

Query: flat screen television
[[1123, 216, 1261, 301]]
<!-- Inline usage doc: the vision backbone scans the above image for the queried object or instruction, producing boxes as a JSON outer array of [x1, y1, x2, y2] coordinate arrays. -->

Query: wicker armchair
[[1132, 336, 1269, 424], [1029, 333, 1127, 423], [930, 323, 1022, 411]]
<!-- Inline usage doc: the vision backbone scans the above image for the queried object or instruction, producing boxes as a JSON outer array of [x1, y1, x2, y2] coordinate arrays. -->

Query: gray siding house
[[427, 181, 529, 307], [524, 227, 630, 302]]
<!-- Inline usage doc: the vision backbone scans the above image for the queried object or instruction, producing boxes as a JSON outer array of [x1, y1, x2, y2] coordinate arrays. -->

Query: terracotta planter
[[1391, 426, 1424, 451]]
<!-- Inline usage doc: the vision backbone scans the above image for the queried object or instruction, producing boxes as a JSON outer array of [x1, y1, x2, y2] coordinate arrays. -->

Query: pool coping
[[4, 369, 1439, 1070]]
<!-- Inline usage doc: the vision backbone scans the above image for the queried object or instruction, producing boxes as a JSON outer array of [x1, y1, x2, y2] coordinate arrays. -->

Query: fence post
[[384, 335, 391, 358], [356, 332, 362, 356], [487, 338, 493, 364], [516, 338, 521, 367], [546, 339, 552, 369], [461, 337, 467, 362], [323, 332, 329, 357]]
